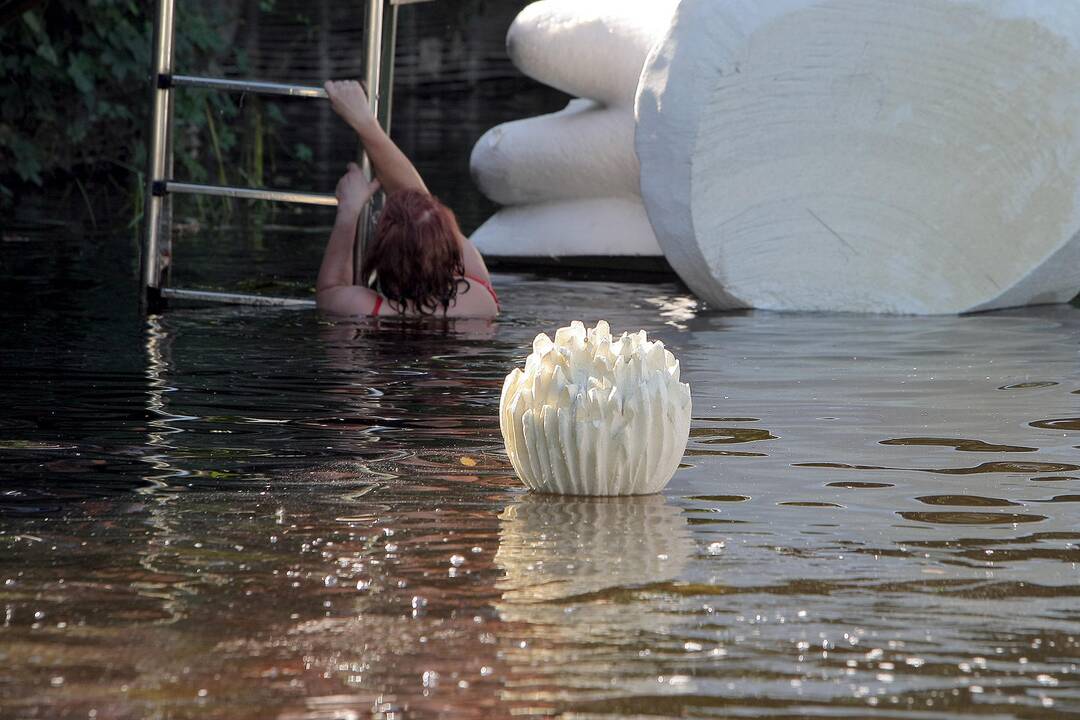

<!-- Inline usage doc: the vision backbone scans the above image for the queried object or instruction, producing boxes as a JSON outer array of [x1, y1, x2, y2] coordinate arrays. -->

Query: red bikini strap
[[372, 296, 383, 316], [464, 275, 499, 308]]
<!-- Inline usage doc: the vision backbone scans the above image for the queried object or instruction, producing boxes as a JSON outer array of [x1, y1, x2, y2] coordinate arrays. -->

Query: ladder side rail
[[379, 3, 399, 133], [141, 0, 177, 310], [355, 0, 399, 284]]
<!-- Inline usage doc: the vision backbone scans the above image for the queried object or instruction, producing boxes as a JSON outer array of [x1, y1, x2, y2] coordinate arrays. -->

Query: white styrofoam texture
[[507, 0, 678, 108], [470, 196, 662, 257], [470, 1, 676, 259], [470, 99, 639, 205], [636, 0, 1080, 313]]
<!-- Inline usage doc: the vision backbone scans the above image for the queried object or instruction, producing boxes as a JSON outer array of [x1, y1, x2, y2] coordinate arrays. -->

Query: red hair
[[361, 190, 467, 315]]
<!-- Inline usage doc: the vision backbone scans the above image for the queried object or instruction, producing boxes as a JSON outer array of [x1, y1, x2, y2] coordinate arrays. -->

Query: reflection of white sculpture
[[500, 320, 691, 496], [495, 494, 692, 623], [474, 0, 1080, 313]]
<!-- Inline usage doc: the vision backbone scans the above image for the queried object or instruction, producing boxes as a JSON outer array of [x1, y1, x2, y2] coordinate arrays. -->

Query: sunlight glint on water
[[0, 263, 1079, 718]]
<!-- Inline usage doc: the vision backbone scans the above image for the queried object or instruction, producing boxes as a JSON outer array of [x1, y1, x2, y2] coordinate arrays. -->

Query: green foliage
[[0, 0, 260, 221], [0, 0, 503, 224]]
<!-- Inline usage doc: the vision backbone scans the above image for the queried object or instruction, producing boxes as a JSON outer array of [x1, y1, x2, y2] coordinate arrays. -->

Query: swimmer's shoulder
[[447, 276, 498, 318], [316, 285, 380, 317]]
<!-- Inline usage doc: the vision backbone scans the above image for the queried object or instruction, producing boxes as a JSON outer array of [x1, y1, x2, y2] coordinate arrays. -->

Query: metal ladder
[[140, 0, 432, 311]]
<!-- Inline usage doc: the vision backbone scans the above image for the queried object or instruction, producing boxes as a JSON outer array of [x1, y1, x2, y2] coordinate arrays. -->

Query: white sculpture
[[499, 320, 691, 496], [470, 1, 677, 262], [638, 0, 1080, 313], [474, 0, 1080, 313]]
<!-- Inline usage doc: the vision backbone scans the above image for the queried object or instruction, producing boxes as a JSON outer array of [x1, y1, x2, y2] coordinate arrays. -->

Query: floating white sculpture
[[499, 321, 691, 496], [474, 0, 1080, 313]]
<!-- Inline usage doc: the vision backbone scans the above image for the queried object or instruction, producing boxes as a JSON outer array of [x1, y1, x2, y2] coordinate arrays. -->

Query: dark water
[[1, 227, 1079, 719]]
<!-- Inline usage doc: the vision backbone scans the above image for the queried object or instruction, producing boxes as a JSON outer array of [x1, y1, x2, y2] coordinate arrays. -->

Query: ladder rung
[[162, 288, 317, 307], [171, 75, 328, 98], [164, 181, 337, 206]]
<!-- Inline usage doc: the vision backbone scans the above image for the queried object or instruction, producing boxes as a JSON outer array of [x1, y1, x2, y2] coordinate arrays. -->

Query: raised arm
[[324, 80, 494, 294], [325, 80, 427, 195], [315, 163, 381, 315]]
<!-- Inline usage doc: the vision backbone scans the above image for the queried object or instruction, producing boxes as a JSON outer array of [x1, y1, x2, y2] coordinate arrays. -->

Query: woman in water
[[316, 80, 498, 318]]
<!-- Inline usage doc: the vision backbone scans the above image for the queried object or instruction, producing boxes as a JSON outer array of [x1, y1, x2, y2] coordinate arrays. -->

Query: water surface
[[1, 230, 1079, 718]]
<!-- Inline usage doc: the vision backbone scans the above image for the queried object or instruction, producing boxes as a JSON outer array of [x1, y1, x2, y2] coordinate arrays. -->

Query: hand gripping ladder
[[140, 0, 433, 311]]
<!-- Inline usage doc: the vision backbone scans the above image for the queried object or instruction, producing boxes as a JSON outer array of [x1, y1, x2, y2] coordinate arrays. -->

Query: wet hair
[[361, 189, 468, 315]]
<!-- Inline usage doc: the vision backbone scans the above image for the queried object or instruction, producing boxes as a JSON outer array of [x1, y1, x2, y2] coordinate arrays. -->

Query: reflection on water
[[2, 234, 1080, 716], [496, 494, 692, 605]]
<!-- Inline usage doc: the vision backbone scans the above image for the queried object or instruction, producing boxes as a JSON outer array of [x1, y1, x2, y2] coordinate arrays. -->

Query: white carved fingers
[[470, 1, 678, 260]]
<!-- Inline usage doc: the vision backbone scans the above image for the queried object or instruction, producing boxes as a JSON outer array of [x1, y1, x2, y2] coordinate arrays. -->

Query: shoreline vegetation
[[1, 0, 560, 235]]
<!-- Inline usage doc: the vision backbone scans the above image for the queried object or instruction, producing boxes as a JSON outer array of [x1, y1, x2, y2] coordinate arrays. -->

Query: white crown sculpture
[[499, 321, 691, 495]]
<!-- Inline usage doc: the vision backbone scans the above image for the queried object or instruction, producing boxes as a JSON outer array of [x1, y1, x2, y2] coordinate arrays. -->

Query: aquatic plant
[[499, 320, 691, 496]]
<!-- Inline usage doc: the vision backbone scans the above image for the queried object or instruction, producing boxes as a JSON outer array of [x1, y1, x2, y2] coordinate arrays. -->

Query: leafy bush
[[0, 0, 244, 217]]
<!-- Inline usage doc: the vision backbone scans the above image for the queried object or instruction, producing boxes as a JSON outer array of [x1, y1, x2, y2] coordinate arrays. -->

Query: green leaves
[[1, 1, 158, 191], [293, 143, 313, 163], [22, 12, 59, 66], [11, 137, 43, 185], [0, 0, 305, 222], [67, 51, 95, 94]]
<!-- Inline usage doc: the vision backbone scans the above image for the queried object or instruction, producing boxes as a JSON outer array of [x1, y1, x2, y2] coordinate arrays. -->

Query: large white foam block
[[637, 0, 1080, 313], [471, 197, 662, 258], [507, 0, 677, 107], [470, 99, 639, 206]]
